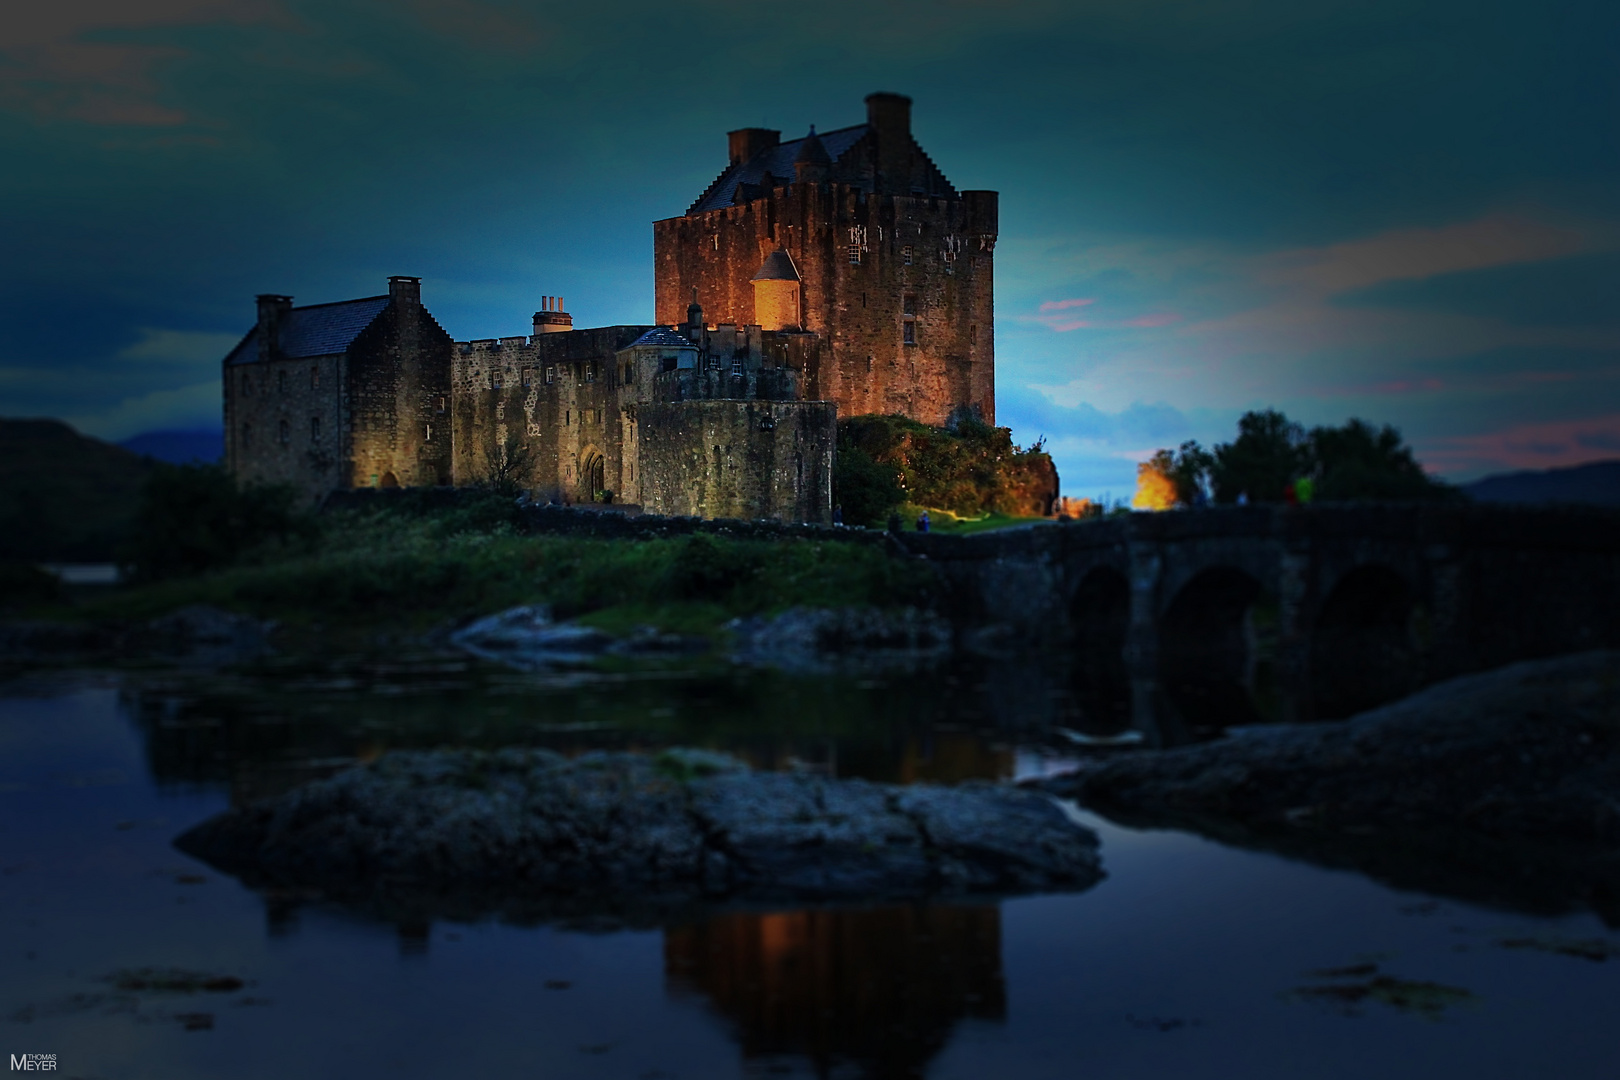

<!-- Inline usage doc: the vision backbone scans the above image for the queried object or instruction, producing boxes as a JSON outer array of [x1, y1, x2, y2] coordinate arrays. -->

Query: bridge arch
[[1310, 564, 1419, 719], [1158, 566, 1277, 734], [1069, 567, 1131, 733]]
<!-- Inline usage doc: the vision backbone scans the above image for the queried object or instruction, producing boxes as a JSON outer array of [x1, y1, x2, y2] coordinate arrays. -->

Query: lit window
[[310, 416, 320, 441]]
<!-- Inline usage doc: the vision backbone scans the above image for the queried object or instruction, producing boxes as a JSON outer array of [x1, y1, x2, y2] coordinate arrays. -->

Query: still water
[[2, 655, 1617, 1079]]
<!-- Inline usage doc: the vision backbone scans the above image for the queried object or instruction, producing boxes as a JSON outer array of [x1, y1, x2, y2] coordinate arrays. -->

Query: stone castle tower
[[654, 93, 997, 427]]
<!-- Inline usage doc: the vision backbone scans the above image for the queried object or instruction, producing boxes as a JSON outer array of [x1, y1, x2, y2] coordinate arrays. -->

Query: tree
[[1132, 450, 1179, 510], [482, 436, 535, 497], [1211, 410, 1307, 503], [1307, 418, 1452, 501], [833, 443, 904, 526], [122, 464, 312, 582]]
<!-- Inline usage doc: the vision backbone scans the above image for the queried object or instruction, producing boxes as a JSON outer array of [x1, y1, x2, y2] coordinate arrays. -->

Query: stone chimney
[[728, 128, 780, 166], [255, 293, 292, 362], [533, 295, 573, 334], [389, 275, 421, 311], [685, 290, 705, 338], [865, 91, 913, 194]]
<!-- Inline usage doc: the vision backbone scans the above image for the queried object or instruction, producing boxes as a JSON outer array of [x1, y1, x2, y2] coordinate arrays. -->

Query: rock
[[727, 606, 952, 673], [175, 748, 1102, 924], [1043, 651, 1620, 922], [450, 607, 708, 669]]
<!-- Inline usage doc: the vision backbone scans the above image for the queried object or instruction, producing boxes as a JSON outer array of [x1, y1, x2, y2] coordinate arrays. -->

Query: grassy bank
[[75, 503, 940, 636]]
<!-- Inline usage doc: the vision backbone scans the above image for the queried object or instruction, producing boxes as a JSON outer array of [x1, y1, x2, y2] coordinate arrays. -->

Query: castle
[[223, 93, 997, 523]]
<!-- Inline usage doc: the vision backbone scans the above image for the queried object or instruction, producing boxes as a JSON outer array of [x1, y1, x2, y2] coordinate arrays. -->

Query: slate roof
[[752, 250, 801, 282], [627, 327, 699, 349], [688, 124, 868, 215], [224, 296, 392, 366]]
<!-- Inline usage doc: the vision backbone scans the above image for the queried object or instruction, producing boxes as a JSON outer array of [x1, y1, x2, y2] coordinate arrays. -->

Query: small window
[[310, 416, 320, 441], [969, 324, 977, 343], [425, 423, 433, 442], [861, 292, 867, 309], [565, 410, 571, 426], [848, 244, 861, 265], [731, 359, 744, 376], [310, 367, 319, 390], [586, 363, 595, 384], [436, 395, 446, 414], [661, 355, 677, 373], [545, 366, 555, 384], [492, 371, 503, 389], [522, 368, 532, 388], [902, 246, 913, 266], [278, 419, 289, 445], [903, 321, 917, 345], [903, 294, 917, 316], [277, 370, 286, 394]]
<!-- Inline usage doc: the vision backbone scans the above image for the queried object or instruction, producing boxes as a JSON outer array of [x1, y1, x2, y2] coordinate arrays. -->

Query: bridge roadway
[[900, 503, 1620, 741]]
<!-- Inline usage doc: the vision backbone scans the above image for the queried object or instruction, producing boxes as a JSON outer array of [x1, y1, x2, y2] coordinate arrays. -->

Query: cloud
[[64, 378, 221, 441], [1332, 250, 1620, 328], [1419, 412, 1620, 476]]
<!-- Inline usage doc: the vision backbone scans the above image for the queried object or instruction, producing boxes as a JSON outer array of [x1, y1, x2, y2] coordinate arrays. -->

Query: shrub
[[122, 464, 314, 582]]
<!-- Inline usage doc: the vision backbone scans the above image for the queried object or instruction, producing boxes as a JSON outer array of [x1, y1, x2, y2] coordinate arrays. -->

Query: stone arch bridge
[[902, 504, 1620, 743]]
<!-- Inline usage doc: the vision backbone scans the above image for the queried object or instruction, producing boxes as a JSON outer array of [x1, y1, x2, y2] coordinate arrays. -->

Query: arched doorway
[[1158, 567, 1275, 734], [1069, 567, 1131, 734], [579, 451, 606, 503], [379, 471, 399, 488], [1310, 565, 1417, 719]]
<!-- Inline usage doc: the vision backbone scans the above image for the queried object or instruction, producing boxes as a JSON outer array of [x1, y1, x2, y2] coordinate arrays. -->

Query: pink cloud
[[1039, 298, 1097, 312], [1421, 413, 1620, 476]]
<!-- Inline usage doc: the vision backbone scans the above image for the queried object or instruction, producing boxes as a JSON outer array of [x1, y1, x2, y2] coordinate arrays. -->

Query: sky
[[2, 0, 1617, 501]]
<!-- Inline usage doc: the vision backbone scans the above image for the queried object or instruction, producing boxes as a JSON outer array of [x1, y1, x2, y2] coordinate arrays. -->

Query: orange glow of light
[[1132, 459, 1178, 511]]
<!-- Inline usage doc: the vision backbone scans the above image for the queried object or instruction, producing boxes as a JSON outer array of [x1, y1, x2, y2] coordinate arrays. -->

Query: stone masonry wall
[[654, 184, 996, 426], [345, 302, 454, 490], [636, 400, 836, 523], [224, 352, 345, 504], [450, 326, 648, 502]]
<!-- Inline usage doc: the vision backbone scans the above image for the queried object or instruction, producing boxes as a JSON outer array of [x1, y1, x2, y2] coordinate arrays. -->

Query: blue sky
[[3, 0, 1617, 499]]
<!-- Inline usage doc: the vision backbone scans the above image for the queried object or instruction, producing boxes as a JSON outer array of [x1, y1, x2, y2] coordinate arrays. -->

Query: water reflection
[[665, 905, 1003, 1079]]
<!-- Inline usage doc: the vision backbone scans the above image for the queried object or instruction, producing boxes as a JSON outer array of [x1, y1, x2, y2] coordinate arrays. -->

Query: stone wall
[[224, 352, 345, 503], [636, 400, 836, 523], [346, 289, 455, 490], [450, 326, 648, 502], [654, 183, 996, 426]]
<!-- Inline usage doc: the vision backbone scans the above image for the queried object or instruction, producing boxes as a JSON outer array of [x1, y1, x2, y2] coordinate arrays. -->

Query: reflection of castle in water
[[665, 905, 1004, 1079]]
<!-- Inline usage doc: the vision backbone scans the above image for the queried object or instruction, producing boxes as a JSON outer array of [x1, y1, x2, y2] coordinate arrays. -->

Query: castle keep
[[223, 93, 996, 523]]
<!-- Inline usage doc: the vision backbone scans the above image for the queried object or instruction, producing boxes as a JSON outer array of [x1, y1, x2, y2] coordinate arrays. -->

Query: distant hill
[[0, 419, 155, 561], [1462, 460, 1620, 506], [120, 428, 223, 465]]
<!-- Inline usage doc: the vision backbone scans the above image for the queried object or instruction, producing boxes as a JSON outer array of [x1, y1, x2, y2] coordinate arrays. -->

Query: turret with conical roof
[[793, 126, 831, 183]]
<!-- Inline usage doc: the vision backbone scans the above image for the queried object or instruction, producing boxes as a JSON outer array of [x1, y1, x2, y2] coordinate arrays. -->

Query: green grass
[[895, 503, 1051, 535], [74, 507, 940, 636]]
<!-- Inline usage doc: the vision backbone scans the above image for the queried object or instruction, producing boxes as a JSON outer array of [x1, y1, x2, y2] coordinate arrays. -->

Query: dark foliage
[[833, 444, 905, 527], [0, 419, 154, 560], [0, 562, 61, 607], [836, 414, 1057, 520], [1210, 410, 1307, 503], [122, 464, 315, 582], [1308, 419, 1453, 501]]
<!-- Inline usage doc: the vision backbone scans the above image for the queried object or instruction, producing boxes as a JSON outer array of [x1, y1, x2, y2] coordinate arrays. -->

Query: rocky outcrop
[[449, 605, 707, 670], [176, 748, 1101, 924], [1045, 651, 1620, 922], [726, 606, 952, 673]]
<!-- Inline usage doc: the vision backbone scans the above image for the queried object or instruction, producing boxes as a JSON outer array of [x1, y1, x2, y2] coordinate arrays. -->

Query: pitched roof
[[688, 123, 868, 215], [627, 327, 699, 349], [752, 250, 801, 282], [224, 296, 392, 366]]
